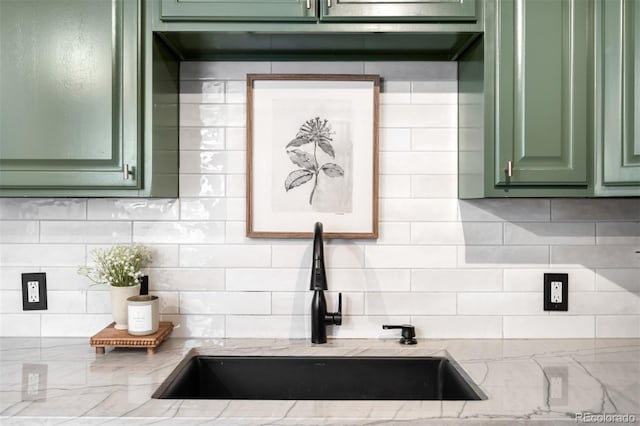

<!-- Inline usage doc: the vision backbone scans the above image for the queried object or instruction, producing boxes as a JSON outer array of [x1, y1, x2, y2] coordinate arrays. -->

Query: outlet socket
[[544, 273, 568, 311], [22, 273, 47, 311]]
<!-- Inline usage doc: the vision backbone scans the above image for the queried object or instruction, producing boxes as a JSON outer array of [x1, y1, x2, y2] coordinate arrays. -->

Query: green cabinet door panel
[[320, 0, 477, 22], [494, 0, 589, 186], [0, 0, 140, 190], [599, 0, 640, 188], [160, 0, 317, 21]]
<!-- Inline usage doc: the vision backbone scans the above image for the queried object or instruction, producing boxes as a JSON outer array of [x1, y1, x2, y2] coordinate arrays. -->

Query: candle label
[[128, 305, 152, 331]]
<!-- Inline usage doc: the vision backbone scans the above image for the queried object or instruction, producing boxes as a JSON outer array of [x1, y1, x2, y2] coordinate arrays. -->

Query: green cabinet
[[493, 0, 589, 187], [159, 0, 477, 22], [0, 0, 178, 197], [320, 0, 477, 22], [595, 0, 640, 196], [160, 0, 317, 22], [459, 0, 593, 198]]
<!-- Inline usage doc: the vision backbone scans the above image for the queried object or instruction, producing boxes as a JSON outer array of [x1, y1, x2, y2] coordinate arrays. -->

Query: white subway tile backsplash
[[380, 81, 411, 104], [180, 245, 271, 268], [596, 316, 640, 338], [0, 314, 41, 336], [503, 316, 594, 338], [226, 315, 307, 338], [459, 199, 551, 222], [503, 269, 595, 292], [381, 105, 457, 128], [0, 221, 38, 243], [411, 222, 502, 245], [181, 61, 271, 80], [41, 314, 113, 337], [570, 293, 640, 315], [180, 80, 225, 104], [272, 245, 364, 268], [551, 199, 640, 222], [161, 314, 225, 338], [148, 268, 225, 291], [458, 293, 542, 315], [0, 61, 637, 339], [180, 198, 226, 220], [365, 246, 457, 269], [180, 291, 270, 315], [458, 246, 549, 268], [225, 127, 246, 150], [0, 199, 86, 220], [272, 292, 363, 315], [596, 222, 640, 245], [181, 104, 245, 127], [379, 175, 411, 198], [411, 81, 457, 105], [411, 316, 503, 338], [179, 175, 225, 197], [180, 127, 226, 151], [365, 292, 456, 315], [133, 221, 224, 244], [87, 199, 179, 221], [411, 128, 457, 151], [379, 128, 411, 152], [551, 245, 639, 268], [380, 199, 458, 221], [180, 151, 227, 174], [504, 222, 595, 245], [381, 152, 457, 175], [1, 244, 85, 267], [595, 269, 640, 292], [412, 269, 503, 292], [410, 175, 457, 198], [40, 221, 131, 244], [226, 269, 306, 292]]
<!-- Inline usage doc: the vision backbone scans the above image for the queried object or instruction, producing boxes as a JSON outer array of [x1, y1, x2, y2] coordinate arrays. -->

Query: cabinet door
[[0, 0, 140, 190], [600, 0, 640, 187], [160, 0, 317, 21], [320, 0, 477, 22], [494, 0, 589, 186]]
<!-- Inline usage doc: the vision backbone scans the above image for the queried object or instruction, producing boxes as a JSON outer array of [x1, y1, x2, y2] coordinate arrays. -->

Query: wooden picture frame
[[246, 74, 380, 239]]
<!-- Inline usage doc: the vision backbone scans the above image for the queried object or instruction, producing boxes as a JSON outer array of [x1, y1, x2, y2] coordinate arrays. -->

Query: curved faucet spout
[[310, 222, 327, 291]]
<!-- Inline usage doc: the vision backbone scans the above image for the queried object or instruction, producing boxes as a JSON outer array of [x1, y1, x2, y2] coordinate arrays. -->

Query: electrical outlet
[[544, 273, 568, 311], [22, 273, 47, 311]]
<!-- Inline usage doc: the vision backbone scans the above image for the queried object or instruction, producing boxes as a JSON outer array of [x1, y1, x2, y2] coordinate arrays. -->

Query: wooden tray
[[90, 321, 174, 355]]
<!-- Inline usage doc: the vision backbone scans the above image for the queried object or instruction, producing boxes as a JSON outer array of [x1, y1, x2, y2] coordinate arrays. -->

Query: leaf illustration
[[286, 137, 311, 148], [320, 163, 344, 178], [287, 149, 316, 170], [285, 169, 314, 191], [317, 139, 335, 158]]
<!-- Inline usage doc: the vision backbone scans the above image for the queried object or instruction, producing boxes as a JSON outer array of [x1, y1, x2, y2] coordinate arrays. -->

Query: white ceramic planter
[[110, 284, 141, 330]]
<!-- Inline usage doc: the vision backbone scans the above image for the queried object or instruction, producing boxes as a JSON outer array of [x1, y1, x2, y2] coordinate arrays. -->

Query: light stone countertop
[[0, 337, 639, 425]]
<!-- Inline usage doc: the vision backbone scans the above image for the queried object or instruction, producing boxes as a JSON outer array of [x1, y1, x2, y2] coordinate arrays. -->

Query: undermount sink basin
[[152, 353, 485, 401]]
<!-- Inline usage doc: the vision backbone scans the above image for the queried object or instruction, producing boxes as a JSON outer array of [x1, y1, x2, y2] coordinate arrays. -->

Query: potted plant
[[79, 244, 152, 330]]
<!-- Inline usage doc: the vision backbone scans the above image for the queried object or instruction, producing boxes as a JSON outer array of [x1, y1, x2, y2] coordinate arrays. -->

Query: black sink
[[152, 354, 484, 400]]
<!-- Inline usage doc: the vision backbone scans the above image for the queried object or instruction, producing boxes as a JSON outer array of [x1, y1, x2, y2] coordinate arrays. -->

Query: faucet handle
[[382, 324, 417, 345], [334, 292, 342, 325]]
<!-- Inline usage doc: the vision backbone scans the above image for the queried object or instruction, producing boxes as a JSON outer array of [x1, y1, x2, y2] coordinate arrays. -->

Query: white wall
[[0, 61, 638, 339]]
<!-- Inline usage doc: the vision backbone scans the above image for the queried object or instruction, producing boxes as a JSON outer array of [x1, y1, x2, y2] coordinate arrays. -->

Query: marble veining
[[0, 338, 638, 425]]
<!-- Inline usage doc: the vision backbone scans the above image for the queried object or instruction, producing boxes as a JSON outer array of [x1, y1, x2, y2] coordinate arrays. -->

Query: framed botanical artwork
[[246, 74, 380, 239]]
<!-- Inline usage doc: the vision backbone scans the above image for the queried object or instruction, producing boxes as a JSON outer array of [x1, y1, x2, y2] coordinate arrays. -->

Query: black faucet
[[310, 222, 342, 344]]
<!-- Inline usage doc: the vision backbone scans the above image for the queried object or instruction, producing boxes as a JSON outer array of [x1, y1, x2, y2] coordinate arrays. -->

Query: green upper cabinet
[[0, 0, 179, 197], [493, 0, 589, 187], [159, 0, 317, 21], [0, 0, 140, 192], [159, 0, 476, 22], [595, 0, 640, 195], [320, 0, 477, 22]]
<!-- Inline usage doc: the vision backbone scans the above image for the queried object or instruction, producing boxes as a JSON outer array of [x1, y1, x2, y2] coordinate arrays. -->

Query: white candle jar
[[126, 295, 159, 336]]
